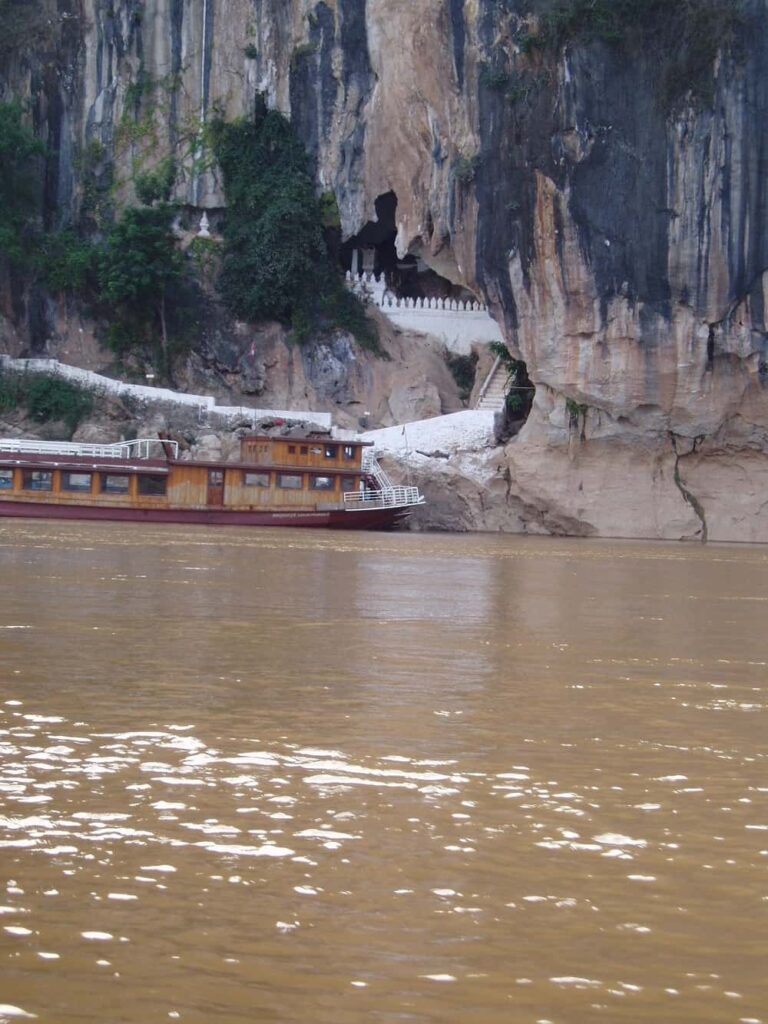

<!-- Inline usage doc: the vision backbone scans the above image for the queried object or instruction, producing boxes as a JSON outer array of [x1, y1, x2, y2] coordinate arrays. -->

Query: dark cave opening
[[339, 191, 474, 304], [339, 191, 535, 429]]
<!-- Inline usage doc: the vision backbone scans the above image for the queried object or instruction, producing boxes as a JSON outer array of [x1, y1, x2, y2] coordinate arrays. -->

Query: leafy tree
[[211, 102, 378, 349], [99, 203, 183, 368], [0, 101, 44, 266], [37, 230, 98, 293], [134, 158, 176, 206]]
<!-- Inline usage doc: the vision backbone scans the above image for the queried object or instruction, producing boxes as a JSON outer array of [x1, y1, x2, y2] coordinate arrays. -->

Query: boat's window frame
[[0, 468, 14, 490], [324, 445, 337, 460], [342, 445, 356, 461], [243, 471, 270, 488], [341, 476, 359, 491], [277, 473, 303, 490], [22, 469, 53, 492], [100, 473, 131, 495], [61, 471, 93, 493], [310, 475, 335, 491], [137, 474, 167, 497]]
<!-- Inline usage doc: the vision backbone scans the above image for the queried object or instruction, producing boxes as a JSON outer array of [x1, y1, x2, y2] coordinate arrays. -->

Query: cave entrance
[[340, 191, 475, 304]]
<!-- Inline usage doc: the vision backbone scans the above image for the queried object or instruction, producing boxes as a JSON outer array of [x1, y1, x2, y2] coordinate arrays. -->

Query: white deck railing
[[350, 448, 424, 510], [0, 437, 178, 460], [343, 486, 424, 511]]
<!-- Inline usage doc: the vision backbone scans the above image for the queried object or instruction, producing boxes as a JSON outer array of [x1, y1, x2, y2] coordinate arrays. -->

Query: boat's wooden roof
[[0, 452, 170, 473], [242, 433, 373, 448], [0, 451, 365, 477]]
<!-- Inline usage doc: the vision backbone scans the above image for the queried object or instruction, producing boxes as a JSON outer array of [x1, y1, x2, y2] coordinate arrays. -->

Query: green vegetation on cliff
[[210, 102, 379, 350], [99, 202, 185, 367], [0, 98, 190, 376], [0, 101, 44, 266], [524, 0, 743, 107], [489, 341, 533, 418], [1, 93, 379, 364], [0, 369, 94, 436], [0, 0, 52, 57]]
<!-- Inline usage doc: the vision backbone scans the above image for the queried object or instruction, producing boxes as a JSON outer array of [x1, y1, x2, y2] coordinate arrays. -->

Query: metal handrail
[[361, 448, 394, 489], [343, 486, 424, 510], [355, 449, 424, 510], [0, 437, 178, 460]]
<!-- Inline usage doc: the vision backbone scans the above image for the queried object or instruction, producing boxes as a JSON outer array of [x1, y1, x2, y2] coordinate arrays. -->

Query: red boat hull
[[0, 499, 410, 530]]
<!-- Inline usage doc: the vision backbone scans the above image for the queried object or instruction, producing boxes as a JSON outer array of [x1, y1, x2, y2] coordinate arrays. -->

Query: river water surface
[[0, 521, 766, 1023]]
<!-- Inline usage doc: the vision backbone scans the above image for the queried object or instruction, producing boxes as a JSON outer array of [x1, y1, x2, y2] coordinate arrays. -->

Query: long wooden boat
[[0, 433, 424, 530]]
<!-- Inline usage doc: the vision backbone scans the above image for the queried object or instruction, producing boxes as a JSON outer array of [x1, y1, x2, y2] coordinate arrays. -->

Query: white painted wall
[[0, 356, 332, 429], [363, 409, 498, 455]]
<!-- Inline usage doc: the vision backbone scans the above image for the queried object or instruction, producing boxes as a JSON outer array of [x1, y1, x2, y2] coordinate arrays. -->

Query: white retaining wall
[[363, 409, 499, 455], [346, 273, 504, 354], [0, 357, 333, 429]]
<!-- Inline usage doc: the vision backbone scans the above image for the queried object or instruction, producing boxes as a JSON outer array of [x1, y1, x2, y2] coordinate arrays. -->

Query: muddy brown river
[[0, 520, 766, 1023]]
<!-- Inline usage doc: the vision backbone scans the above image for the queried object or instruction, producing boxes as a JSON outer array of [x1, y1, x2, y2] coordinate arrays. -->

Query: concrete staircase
[[475, 357, 507, 412]]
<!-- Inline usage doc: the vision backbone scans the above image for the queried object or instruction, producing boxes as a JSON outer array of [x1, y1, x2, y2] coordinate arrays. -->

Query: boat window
[[300, 446, 308, 455], [341, 476, 359, 491], [22, 470, 52, 491], [288, 445, 296, 454], [0, 469, 13, 489], [137, 474, 167, 497], [101, 474, 130, 495], [310, 476, 334, 491], [61, 472, 92, 493], [208, 471, 224, 486], [324, 445, 337, 459], [244, 472, 270, 487], [343, 445, 355, 461], [277, 473, 303, 489]]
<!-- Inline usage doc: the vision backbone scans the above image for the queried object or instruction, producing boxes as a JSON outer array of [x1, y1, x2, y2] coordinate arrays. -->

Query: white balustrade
[[346, 273, 504, 353]]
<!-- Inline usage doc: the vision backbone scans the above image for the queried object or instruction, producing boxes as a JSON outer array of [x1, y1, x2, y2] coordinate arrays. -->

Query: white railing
[[345, 273, 504, 355], [0, 437, 178, 460], [346, 448, 424, 510], [343, 486, 424, 511], [362, 447, 394, 489], [346, 272, 489, 313]]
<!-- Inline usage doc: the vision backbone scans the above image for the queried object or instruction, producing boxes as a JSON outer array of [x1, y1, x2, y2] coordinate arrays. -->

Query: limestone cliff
[[2, 0, 768, 540]]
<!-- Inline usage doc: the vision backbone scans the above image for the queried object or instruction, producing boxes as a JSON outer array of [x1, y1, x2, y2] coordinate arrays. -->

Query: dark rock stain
[[449, 0, 465, 90], [290, 0, 374, 217]]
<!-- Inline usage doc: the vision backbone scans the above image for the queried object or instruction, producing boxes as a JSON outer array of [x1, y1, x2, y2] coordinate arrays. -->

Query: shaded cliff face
[[3, 0, 768, 539]]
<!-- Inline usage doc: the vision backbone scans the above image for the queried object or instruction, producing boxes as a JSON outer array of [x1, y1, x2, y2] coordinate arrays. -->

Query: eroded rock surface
[[3, 1, 768, 539]]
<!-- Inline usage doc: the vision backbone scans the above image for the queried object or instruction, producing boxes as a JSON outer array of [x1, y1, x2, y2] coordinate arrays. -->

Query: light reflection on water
[[0, 520, 767, 1023]]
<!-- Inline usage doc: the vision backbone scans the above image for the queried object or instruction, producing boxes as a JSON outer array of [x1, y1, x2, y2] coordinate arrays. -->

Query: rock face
[[3, 0, 768, 539]]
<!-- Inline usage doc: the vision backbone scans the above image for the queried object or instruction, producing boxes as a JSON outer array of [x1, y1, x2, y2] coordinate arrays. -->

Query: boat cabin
[[0, 433, 423, 529]]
